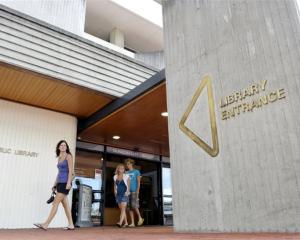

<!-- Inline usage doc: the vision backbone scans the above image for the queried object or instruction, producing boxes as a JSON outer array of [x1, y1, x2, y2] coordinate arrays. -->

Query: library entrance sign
[[179, 75, 287, 157], [220, 80, 286, 120]]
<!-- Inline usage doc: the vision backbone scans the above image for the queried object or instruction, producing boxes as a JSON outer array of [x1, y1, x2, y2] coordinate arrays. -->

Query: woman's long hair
[[115, 164, 125, 175], [56, 140, 71, 157]]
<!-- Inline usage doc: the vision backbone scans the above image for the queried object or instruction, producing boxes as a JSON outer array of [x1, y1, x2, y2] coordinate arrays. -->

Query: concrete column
[[162, 0, 300, 232], [109, 28, 125, 48]]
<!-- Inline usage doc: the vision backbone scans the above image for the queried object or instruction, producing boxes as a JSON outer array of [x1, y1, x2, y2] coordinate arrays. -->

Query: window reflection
[[162, 167, 173, 225]]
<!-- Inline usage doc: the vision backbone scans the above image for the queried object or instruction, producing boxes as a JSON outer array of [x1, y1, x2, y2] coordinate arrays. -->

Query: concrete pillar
[[162, 0, 300, 232], [109, 28, 125, 48]]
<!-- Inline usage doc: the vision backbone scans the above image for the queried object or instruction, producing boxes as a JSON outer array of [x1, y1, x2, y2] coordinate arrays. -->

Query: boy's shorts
[[128, 192, 139, 209]]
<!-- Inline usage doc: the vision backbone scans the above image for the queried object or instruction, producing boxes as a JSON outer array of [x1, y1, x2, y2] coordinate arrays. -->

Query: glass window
[[162, 166, 173, 225]]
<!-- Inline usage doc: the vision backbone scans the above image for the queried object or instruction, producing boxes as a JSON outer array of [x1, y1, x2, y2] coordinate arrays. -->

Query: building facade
[[0, 0, 169, 229], [1, 0, 300, 233]]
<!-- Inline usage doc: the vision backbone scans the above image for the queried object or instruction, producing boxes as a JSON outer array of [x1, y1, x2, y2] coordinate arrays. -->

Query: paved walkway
[[0, 226, 299, 240]]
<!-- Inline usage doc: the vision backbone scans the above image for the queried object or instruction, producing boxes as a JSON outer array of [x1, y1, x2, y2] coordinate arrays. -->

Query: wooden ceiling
[[79, 83, 170, 156], [0, 63, 114, 118]]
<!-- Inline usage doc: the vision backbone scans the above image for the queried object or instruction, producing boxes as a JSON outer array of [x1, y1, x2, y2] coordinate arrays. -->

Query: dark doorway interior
[[104, 154, 160, 225]]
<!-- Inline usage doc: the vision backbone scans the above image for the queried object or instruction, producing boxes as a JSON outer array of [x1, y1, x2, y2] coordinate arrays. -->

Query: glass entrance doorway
[[72, 142, 173, 227], [72, 149, 103, 226], [104, 154, 160, 226]]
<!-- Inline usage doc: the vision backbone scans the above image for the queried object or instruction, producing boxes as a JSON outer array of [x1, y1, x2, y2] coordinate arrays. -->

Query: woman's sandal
[[116, 223, 122, 228], [33, 223, 47, 231], [63, 227, 75, 230]]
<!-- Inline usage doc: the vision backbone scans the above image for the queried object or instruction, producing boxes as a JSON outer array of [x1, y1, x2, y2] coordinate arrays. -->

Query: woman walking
[[113, 164, 130, 227], [34, 140, 75, 230]]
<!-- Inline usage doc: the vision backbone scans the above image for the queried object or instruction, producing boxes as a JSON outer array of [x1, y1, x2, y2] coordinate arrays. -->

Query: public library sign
[[0, 147, 39, 158]]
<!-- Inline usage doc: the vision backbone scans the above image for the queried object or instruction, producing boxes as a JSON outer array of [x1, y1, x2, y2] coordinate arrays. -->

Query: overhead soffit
[[0, 63, 115, 118], [78, 83, 169, 156]]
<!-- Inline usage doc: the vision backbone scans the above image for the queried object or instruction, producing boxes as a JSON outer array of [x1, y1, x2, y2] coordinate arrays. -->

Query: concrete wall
[[163, 0, 300, 232], [0, 0, 86, 35], [135, 51, 165, 70], [0, 99, 77, 228]]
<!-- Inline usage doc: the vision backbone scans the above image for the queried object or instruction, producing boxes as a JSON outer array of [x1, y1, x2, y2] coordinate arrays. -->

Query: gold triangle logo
[[179, 75, 219, 157]]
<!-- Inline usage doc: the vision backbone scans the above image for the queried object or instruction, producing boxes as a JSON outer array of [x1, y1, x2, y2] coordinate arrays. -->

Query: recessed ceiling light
[[113, 135, 120, 140], [161, 112, 168, 117]]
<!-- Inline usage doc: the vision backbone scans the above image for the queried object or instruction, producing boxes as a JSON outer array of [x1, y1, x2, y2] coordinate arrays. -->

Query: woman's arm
[[126, 177, 130, 196], [113, 176, 117, 196], [53, 177, 58, 190], [53, 159, 58, 190], [66, 154, 73, 189]]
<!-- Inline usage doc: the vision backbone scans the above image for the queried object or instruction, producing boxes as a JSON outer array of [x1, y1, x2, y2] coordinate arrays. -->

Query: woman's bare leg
[[61, 195, 74, 228], [117, 203, 127, 225], [124, 211, 128, 225], [129, 210, 135, 225], [42, 193, 65, 228]]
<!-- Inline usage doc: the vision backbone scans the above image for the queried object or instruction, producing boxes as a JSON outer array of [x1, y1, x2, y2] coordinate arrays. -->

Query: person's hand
[[125, 192, 129, 196], [66, 183, 72, 190]]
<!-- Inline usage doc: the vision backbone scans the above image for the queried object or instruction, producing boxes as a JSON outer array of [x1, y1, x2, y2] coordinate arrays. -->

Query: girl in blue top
[[34, 140, 74, 230], [113, 164, 130, 227]]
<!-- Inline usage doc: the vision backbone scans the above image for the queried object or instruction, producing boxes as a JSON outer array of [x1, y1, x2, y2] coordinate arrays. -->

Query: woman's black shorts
[[56, 183, 70, 195]]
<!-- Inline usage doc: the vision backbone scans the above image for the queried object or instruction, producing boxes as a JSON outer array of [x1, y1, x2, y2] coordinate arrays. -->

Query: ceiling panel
[[79, 83, 169, 156], [0, 63, 114, 118]]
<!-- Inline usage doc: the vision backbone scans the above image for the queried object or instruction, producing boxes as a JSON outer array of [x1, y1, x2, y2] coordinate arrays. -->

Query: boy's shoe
[[137, 218, 144, 226], [128, 223, 135, 227]]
